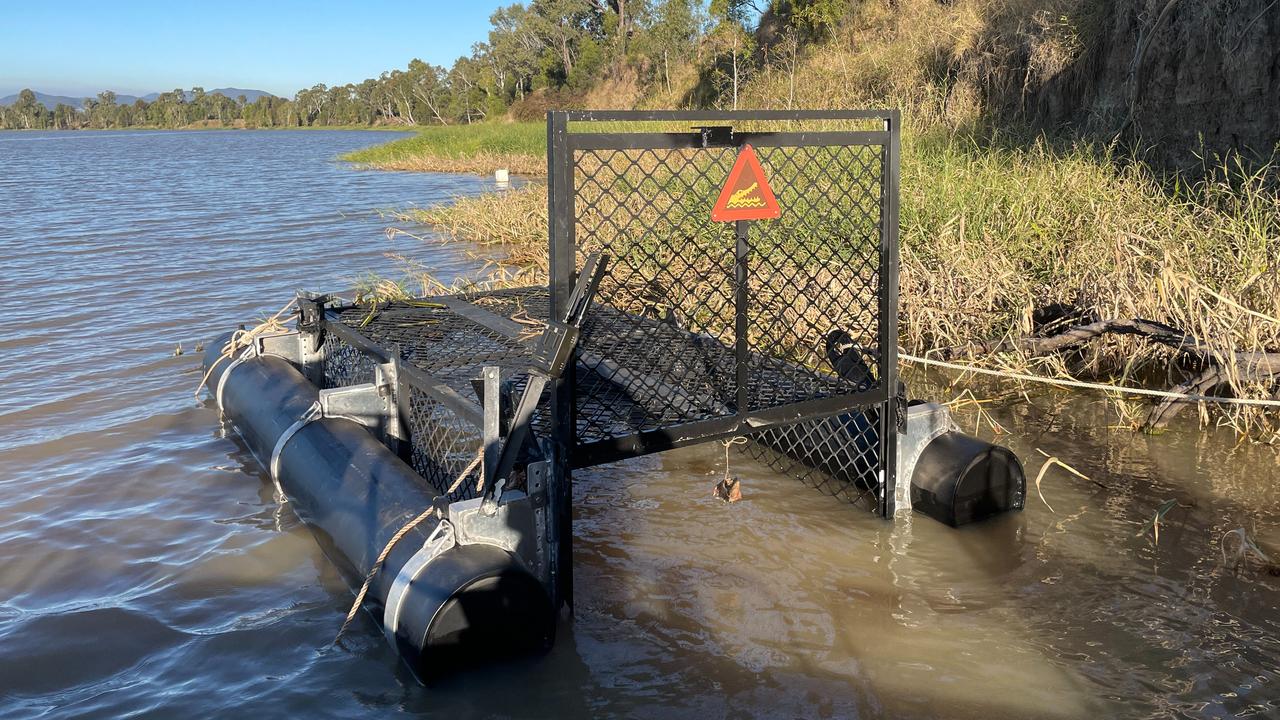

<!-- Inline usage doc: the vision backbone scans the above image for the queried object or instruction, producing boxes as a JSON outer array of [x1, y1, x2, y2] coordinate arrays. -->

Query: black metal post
[[877, 112, 902, 517], [734, 218, 750, 414], [546, 111, 575, 611]]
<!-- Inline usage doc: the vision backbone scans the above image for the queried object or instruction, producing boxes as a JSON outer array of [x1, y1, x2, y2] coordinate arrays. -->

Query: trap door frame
[[546, 108, 901, 514]]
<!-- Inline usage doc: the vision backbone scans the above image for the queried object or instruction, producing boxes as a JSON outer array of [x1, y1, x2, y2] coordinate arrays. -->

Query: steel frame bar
[[549, 109, 902, 518]]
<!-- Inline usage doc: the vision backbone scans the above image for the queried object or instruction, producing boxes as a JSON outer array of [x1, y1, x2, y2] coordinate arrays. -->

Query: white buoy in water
[[495, 168, 510, 186]]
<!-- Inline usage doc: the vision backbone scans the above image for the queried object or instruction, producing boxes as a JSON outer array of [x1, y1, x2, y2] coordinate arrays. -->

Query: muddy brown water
[[1, 130, 1277, 719]]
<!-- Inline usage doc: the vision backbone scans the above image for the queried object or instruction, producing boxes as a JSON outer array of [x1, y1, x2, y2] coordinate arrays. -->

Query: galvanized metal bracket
[[533, 321, 580, 378], [449, 486, 546, 589], [296, 292, 329, 386], [382, 518, 456, 647], [314, 360, 405, 450], [255, 331, 302, 364], [893, 402, 957, 515]]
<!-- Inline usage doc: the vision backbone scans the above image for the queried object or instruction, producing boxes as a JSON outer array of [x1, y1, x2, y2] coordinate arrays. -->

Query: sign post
[[711, 144, 781, 412]]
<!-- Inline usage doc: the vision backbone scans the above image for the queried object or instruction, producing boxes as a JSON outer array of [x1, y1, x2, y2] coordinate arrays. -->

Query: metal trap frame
[[307, 109, 901, 611]]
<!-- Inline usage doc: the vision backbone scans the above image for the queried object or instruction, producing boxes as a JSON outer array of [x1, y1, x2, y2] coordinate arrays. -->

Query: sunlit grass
[[343, 122, 545, 175], [400, 128, 1278, 434]]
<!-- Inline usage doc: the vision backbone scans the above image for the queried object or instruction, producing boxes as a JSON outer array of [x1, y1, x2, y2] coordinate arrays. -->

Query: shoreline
[[354, 122, 1280, 438], [341, 122, 545, 176], [0, 123, 413, 133]]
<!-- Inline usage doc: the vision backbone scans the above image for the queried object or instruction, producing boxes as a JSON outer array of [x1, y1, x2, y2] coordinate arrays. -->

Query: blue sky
[[0, 0, 510, 98]]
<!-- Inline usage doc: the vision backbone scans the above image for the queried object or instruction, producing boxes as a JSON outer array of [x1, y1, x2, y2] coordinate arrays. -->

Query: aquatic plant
[[1220, 527, 1276, 574]]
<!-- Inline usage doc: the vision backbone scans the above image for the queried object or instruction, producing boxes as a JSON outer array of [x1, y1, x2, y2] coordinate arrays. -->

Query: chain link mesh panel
[[567, 141, 886, 427], [745, 145, 884, 408], [405, 386, 485, 502], [321, 332, 377, 388], [743, 408, 883, 509], [555, 116, 896, 513]]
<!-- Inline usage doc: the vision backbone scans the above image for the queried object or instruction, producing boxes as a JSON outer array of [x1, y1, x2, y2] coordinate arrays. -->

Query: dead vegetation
[[352, 150, 544, 176], [359, 0, 1279, 440]]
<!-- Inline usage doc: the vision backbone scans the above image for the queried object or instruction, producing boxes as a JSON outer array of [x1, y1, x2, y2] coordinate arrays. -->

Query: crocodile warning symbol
[[711, 144, 781, 222]]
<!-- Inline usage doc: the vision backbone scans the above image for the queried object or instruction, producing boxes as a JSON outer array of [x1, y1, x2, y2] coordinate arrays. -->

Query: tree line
[[1, 1, 850, 131]]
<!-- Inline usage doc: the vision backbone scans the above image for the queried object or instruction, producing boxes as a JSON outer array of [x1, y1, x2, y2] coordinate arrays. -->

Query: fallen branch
[[933, 318, 1214, 361], [929, 316, 1280, 430]]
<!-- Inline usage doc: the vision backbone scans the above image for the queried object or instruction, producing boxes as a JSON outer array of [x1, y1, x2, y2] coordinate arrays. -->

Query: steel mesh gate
[[306, 110, 901, 616], [548, 110, 901, 515]]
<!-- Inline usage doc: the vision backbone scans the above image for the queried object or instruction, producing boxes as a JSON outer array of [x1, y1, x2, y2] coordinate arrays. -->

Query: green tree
[[567, 35, 605, 92], [10, 89, 47, 129], [407, 59, 452, 124], [52, 103, 77, 129], [705, 0, 756, 108], [770, 0, 850, 40], [448, 55, 490, 123], [529, 0, 601, 82], [489, 3, 545, 102], [94, 90, 118, 128], [639, 0, 704, 93]]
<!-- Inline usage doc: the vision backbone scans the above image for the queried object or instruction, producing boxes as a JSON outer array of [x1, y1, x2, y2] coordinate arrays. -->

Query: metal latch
[[692, 125, 735, 148], [533, 320, 580, 378]]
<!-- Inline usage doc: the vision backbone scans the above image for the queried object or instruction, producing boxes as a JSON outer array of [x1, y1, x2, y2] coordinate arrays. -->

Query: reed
[[402, 130, 1278, 436]]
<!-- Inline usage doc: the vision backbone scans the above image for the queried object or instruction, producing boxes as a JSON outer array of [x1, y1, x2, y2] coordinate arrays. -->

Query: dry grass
[[741, 0, 1105, 131], [404, 133, 1279, 436], [358, 0, 1279, 437], [898, 138, 1280, 435], [394, 184, 549, 278]]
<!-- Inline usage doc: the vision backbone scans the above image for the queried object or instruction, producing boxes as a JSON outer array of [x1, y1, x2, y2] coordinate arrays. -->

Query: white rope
[[900, 352, 1280, 409]]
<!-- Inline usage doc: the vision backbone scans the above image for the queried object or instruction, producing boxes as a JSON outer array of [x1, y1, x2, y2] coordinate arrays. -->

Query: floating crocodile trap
[[204, 110, 1023, 680]]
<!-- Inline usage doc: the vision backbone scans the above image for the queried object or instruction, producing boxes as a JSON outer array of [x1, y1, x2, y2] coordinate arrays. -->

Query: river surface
[[1, 129, 1277, 719]]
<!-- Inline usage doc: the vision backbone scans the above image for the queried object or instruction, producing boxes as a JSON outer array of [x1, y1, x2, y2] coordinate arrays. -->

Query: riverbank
[[364, 122, 1280, 439]]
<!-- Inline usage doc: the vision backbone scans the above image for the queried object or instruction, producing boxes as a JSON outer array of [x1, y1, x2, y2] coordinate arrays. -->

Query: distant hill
[[0, 90, 88, 109], [139, 88, 276, 103], [0, 87, 276, 109]]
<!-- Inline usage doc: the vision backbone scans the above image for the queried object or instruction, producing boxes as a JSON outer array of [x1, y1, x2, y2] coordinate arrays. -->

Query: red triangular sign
[[711, 144, 781, 222]]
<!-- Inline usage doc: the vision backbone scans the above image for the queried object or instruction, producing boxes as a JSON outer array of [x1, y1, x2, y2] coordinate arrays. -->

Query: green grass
[[402, 127, 1279, 434], [342, 122, 545, 167]]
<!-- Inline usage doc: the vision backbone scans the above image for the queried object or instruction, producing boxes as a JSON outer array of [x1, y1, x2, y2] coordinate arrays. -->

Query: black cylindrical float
[[203, 338, 553, 678], [909, 431, 1025, 527]]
